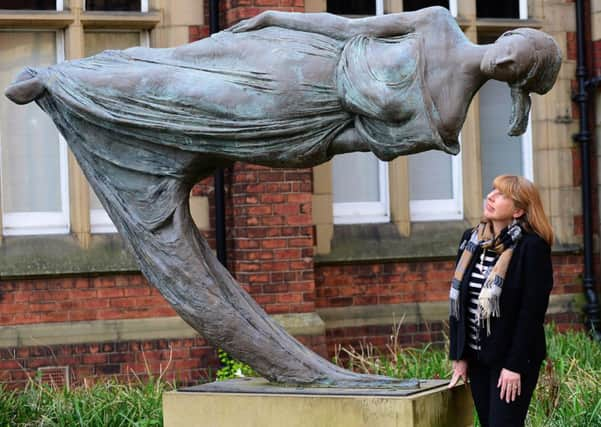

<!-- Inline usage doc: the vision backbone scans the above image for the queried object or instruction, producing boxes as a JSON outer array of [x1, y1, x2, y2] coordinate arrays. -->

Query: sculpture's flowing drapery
[[6, 25, 458, 387]]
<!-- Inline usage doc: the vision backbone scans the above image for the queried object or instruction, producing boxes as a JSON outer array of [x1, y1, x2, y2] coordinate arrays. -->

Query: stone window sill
[[315, 221, 581, 265], [0, 234, 138, 279]]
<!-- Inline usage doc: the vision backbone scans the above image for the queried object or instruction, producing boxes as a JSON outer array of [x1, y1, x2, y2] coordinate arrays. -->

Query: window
[[85, 0, 147, 12], [0, 30, 69, 236], [409, 148, 463, 221], [84, 30, 150, 233], [476, 0, 527, 20], [326, 0, 375, 16], [479, 79, 533, 189], [403, 0, 457, 17], [332, 153, 390, 224], [0, 0, 60, 10]]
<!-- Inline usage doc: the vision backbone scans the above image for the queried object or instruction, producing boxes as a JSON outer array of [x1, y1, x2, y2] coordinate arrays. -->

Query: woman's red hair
[[493, 175, 554, 246]]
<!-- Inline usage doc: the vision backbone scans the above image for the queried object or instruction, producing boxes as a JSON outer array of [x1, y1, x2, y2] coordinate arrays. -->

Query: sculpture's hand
[[228, 11, 271, 33]]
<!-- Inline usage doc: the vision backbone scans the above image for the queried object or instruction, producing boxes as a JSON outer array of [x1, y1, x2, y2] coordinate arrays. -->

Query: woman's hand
[[498, 368, 521, 403], [449, 360, 468, 388], [227, 11, 272, 33]]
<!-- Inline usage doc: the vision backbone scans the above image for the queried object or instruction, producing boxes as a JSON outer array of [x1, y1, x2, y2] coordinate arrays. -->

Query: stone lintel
[[317, 293, 583, 330], [0, 312, 325, 348], [0, 11, 75, 28], [79, 11, 161, 29]]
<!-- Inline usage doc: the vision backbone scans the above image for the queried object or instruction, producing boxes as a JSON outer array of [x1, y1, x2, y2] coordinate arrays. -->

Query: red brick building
[[0, 0, 594, 388]]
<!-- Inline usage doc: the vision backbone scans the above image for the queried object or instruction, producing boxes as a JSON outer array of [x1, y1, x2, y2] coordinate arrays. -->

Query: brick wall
[[1, 337, 218, 389], [315, 254, 585, 310], [316, 254, 586, 358], [0, 274, 174, 326], [230, 163, 315, 314], [224, 0, 304, 27]]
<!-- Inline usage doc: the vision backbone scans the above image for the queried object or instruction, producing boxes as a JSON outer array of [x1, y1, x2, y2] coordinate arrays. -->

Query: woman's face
[[481, 35, 535, 83], [483, 188, 524, 222]]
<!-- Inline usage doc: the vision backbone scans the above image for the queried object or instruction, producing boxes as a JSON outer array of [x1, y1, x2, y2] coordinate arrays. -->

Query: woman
[[448, 175, 554, 426]]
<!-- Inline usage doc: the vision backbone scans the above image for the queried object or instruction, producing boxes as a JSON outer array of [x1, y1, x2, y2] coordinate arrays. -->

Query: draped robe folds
[[11, 26, 457, 386]]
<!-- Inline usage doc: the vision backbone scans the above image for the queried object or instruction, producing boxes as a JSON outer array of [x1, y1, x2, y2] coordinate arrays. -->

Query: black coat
[[449, 228, 554, 375]]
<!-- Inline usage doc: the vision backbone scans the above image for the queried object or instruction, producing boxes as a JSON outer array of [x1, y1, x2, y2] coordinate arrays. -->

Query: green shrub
[[215, 349, 257, 381]]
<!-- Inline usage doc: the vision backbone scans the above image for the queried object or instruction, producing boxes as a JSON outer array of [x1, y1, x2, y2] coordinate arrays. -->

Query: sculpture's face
[[480, 34, 535, 83]]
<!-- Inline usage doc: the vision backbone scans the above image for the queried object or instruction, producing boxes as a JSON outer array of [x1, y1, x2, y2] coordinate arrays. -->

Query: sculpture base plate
[[163, 378, 473, 427]]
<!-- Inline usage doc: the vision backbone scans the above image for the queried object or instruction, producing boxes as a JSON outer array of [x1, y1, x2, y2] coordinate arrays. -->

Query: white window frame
[[519, 0, 528, 20], [333, 160, 390, 224], [87, 29, 149, 233], [332, 0, 390, 225], [83, 0, 148, 12], [449, 0, 458, 17], [1, 30, 70, 236], [409, 143, 464, 221]]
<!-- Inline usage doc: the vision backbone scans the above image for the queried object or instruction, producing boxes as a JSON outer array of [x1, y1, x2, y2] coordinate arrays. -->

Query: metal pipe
[[209, 0, 228, 267], [573, 0, 601, 340]]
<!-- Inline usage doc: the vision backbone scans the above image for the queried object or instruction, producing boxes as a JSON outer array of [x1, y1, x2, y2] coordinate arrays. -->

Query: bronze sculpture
[[5, 7, 561, 387]]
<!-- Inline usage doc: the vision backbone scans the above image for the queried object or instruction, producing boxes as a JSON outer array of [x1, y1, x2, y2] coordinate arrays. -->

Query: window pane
[[0, 0, 55, 9], [479, 80, 524, 190], [403, 0, 449, 12], [327, 0, 374, 15], [409, 151, 453, 200], [84, 31, 141, 56], [84, 31, 142, 215], [0, 31, 62, 213], [476, 0, 519, 19], [86, 0, 140, 11], [333, 152, 380, 203]]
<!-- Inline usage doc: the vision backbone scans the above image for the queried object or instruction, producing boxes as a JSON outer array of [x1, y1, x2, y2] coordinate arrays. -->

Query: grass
[[1, 324, 599, 426], [0, 372, 172, 427], [334, 321, 601, 427]]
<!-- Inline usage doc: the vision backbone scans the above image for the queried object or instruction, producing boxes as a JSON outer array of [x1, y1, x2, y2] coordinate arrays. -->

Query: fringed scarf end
[[450, 288, 460, 319]]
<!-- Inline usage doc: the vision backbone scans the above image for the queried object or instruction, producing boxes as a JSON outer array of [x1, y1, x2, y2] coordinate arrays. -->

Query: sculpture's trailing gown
[[6, 27, 456, 385]]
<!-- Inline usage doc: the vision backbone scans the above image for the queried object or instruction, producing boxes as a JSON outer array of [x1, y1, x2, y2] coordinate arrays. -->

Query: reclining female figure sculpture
[[5, 7, 561, 387]]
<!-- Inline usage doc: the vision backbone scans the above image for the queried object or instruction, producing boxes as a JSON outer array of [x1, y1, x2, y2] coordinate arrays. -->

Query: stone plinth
[[163, 378, 473, 427]]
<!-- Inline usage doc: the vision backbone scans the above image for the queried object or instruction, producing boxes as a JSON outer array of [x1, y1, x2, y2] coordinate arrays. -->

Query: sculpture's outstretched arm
[[228, 9, 422, 40]]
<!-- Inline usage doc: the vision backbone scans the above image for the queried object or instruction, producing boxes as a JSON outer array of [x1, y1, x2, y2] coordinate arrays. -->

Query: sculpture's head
[[481, 28, 562, 136]]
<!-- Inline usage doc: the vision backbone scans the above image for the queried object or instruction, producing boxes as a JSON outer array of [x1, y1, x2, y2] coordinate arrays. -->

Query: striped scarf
[[450, 221, 522, 335]]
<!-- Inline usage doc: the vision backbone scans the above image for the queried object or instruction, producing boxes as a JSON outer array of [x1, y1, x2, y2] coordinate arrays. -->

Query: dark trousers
[[467, 355, 541, 427]]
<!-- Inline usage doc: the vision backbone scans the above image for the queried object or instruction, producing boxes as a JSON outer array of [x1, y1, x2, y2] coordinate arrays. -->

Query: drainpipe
[[210, 0, 228, 267], [573, 0, 601, 340]]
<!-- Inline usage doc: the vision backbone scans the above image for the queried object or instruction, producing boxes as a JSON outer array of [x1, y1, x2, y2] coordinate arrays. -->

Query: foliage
[[215, 349, 257, 381], [2, 325, 598, 427], [525, 326, 601, 427], [0, 374, 172, 427], [333, 317, 451, 379], [333, 321, 601, 427]]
